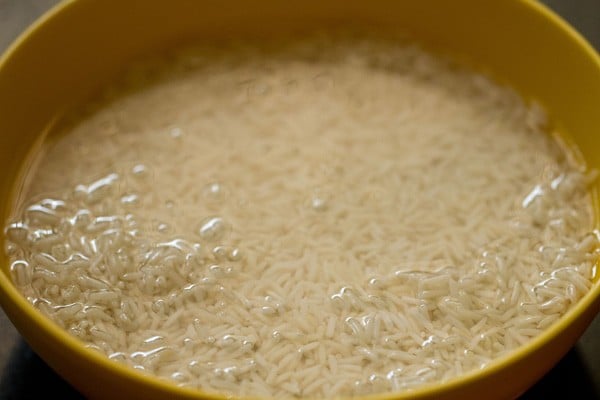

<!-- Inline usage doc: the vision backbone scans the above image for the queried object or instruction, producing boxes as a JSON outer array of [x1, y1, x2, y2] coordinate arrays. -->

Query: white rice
[[4, 34, 599, 398]]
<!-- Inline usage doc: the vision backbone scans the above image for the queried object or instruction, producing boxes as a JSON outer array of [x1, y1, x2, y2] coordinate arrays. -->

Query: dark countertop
[[0, 1, 599, 399]]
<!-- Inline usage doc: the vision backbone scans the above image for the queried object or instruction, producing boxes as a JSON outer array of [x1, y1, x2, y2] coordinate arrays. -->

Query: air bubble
[[369, 373, 386, 385], [200, 276, 216, 286], [5, 222, 29, 245], [72, 210, 93, 229], [205, 336, 216, 344], [143, 335, 165, 345], [203, 182, 226, 201], [4, 242, 17, 256], [217, 334, 237, 349], [183, 337, 194, 349], [169, 127, 183, 138], [271, 330, 282, 341], [157, 223, 170, 233], [74, 173, 119, 205], [10, 260, 31, 286], [29, 228, 60, 251], [330, 293, 345, 309], [171, 372, 186, 382], [212, 246, 228, 260], [208, 264, 226, 278], [311, 196, 328, 211], [198, 217, 229, 242], [121, 194, 139, 206], [108, 352, 127, 362], [421, 335, 437, 347], [26, 205, 60, 226], [261, 306, 277, 315], [39, 198, 66, 211], [228, 247, 242, 261], [132, 164, 148, 177], [151, 299, 167, 314], [368, 276, 386, 289]]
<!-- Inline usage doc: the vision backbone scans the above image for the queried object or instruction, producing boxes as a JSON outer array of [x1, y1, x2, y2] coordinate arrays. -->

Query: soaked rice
[[4, 35, 599, 398]]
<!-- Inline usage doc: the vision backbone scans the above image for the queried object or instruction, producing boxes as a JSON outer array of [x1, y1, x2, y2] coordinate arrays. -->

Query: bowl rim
[[0, 0, 599, 399]]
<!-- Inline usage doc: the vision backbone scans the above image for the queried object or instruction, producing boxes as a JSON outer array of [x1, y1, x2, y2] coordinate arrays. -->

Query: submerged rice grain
[[4, 36, 599, 398]]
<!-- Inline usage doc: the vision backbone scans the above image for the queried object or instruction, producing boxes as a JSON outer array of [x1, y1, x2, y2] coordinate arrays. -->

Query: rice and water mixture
[[4, 37, 599, 397]]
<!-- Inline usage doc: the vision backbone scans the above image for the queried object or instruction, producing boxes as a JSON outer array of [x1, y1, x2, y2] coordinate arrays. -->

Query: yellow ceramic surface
[[0, 1, 599, 399]]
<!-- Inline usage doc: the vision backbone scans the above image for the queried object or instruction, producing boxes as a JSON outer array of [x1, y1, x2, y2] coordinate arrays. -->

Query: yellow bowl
[[1, 1, 599, 399]]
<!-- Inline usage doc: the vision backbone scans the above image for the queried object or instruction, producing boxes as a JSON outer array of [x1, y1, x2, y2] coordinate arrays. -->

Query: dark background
[[0, 0, 599, 399]]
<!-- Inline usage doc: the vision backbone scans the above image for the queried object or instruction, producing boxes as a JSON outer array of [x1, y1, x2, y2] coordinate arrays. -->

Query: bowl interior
[[0, 1, 599, 399]]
